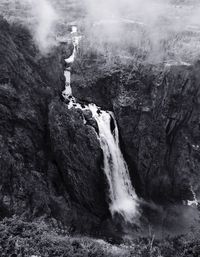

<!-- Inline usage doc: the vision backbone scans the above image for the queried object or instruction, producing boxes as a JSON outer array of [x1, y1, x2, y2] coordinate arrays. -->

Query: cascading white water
[[62, 25, 80, 98], [187, 186, 198, 207], [62, 26, 139, 222], [89, 105, 139, 222]]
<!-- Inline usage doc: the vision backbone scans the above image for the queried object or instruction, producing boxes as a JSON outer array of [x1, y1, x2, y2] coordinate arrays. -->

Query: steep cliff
[[0, 18, 109, 234]]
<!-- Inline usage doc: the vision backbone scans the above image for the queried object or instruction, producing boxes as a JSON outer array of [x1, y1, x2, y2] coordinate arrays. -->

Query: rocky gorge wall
[[0, 18, 109, 234], [1, 16, 200, 237]]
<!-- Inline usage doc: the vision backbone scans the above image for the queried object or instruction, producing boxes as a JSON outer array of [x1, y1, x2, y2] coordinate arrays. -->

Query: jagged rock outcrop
[[48, 100, 108, 218]]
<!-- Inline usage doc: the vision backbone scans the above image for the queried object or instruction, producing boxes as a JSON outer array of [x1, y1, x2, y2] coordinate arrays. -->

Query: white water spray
[[187, 186, 198, 207], [62, 26, 139, 222]]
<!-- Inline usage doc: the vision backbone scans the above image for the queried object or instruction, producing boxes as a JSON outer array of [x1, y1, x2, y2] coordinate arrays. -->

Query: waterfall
[[89, 105, 139, 222], [62, 26, 139, 222]]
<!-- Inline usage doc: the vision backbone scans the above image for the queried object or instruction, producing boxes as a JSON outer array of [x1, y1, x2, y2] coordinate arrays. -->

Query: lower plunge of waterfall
[[62, 26, 139, 223]]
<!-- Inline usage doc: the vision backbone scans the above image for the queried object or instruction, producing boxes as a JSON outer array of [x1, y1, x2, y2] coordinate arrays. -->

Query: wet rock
[[83, 109, 99, 133]]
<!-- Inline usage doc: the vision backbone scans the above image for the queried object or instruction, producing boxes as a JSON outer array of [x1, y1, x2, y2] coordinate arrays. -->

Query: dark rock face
[[48, 100, 108, 218], [72, 71, 120, 110], [72, 53, 200, 204], [114, 64, 200, 203], [0, 18, 62, 219], [0, 18, 108, 233]]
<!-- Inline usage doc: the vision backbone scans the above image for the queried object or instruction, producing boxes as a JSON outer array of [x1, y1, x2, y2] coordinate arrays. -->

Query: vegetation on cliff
[[1, 216, 200, 257]]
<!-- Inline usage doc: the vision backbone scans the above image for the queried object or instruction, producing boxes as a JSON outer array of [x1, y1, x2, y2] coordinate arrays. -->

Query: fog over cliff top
[[83, 0, 200, 63], [1, 0, 200, 62]]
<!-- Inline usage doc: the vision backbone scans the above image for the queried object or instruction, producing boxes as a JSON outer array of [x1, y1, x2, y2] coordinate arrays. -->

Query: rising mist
[[28, 0, 58, 53], [83, 0, 200, 63]]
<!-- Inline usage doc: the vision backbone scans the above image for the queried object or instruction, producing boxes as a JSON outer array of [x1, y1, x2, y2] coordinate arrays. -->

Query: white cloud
[[28, 0, 58, 53]]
